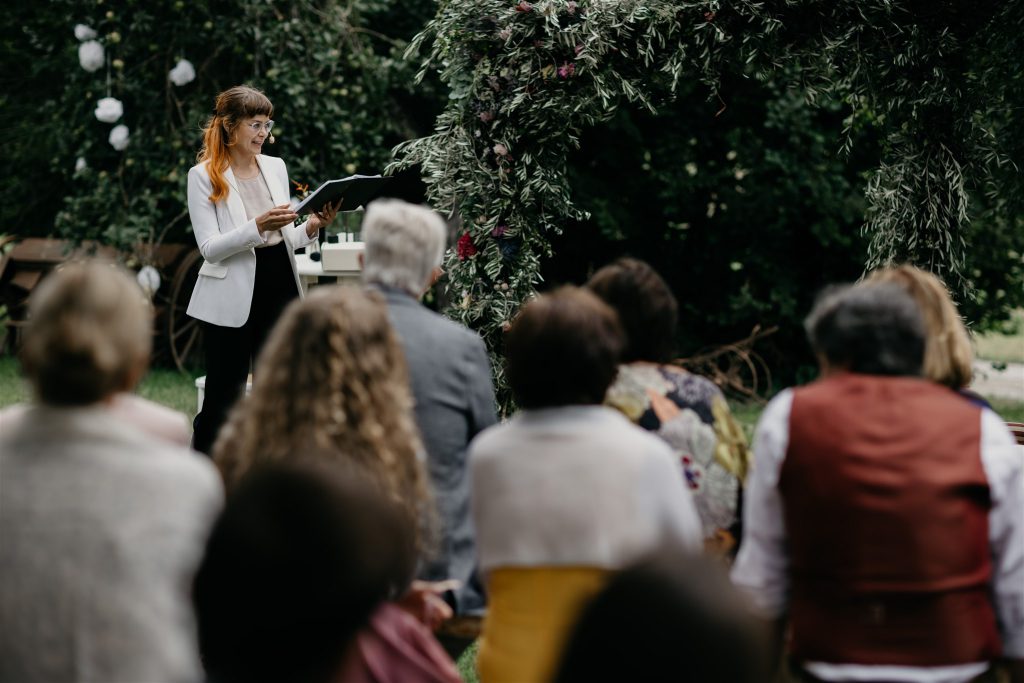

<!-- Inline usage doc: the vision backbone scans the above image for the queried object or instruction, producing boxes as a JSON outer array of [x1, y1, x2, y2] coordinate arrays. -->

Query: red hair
[[197, 86, 273, 203]]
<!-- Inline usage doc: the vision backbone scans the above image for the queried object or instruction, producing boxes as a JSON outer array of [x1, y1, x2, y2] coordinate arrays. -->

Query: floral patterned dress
[[605, 363, 751, 544]]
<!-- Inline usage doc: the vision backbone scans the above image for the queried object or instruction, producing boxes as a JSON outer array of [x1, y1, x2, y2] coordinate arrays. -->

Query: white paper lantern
[[168, 59, 196, 87], [109, 124, 130, 151], [74, 24, 97, 41], [78, 40, 104, 72], [94, 96, 123, 124], [136, 265, 161, 297], [75, 157, 87, 173]]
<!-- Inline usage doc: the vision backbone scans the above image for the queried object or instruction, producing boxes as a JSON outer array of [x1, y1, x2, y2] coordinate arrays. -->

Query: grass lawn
[[0, 355, 201, 417], [975, 308, 1024, 364]]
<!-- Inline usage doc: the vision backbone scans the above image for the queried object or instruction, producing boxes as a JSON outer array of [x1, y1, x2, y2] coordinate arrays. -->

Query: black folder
[[294, 174, 392, 215]]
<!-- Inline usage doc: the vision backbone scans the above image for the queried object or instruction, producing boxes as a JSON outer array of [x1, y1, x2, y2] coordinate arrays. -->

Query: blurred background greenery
[[1, 0, 1021, 391]]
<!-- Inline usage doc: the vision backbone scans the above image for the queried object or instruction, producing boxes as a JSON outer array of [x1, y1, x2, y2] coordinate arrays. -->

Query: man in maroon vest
[[732, 282, 1024, 682]]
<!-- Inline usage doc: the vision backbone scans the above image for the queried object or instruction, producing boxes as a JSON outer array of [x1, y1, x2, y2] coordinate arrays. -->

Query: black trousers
[[191, 242, 299, 455]]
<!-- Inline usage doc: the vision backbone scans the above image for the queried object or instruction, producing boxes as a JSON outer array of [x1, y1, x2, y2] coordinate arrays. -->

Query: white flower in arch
[[94, 96, 123, 123], [78, 40, 104, 72], [109, 125, 130, 151]]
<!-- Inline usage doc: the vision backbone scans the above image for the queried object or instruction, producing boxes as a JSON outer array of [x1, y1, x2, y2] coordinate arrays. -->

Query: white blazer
[[186, 154, 316, 327]]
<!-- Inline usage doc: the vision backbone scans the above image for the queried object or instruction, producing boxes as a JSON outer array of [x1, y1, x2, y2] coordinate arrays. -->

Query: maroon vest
[[780, 373, 1000, 666]]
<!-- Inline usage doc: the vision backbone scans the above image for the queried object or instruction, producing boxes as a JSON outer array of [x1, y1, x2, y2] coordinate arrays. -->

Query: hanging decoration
[[78, 40, 104, 72], [109, 124, 130, 151], [136, 265, 161, 298], [94, 96, 123, 123], [168, 58, 196, 87], [74, 24, 97, 41]]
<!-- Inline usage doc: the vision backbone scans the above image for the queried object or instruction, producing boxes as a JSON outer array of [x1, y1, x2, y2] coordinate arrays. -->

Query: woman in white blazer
[[187, 85, 339, 454]]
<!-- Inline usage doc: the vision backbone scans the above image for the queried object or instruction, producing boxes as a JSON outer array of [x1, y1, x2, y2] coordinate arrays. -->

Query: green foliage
[[548, 72, 875, 384], [1, 0, 439, 263], [394, 0, 1024, 399], [734, 1, 1024, 299], [4, 0, 1021, 394], [0, 356, 29, 407], [392, 0, 720, 392]]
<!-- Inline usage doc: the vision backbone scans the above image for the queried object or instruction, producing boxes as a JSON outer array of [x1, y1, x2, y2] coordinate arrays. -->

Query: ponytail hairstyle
[[197, 85, 274, 203]]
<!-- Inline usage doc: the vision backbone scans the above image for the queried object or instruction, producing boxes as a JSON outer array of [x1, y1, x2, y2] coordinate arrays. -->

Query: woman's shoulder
[[188, 159, 212, 181], [258, 154, 286, 170]]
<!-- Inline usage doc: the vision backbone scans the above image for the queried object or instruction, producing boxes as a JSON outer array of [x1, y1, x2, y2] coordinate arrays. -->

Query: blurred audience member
[[867, 264, 985, 405], [588, 258, 751, 552], [362, 199, 497, 621], [0, 379, 191, 447], [213, 286, 432, 549], [470, 287, 702, 683], [732, 282, 1024, 682], [0, 266, 192, 446], [555, 551, 768, 683], [194, 462, 453, 683], [211, 285, 460, 682], [0, 260, 223, 683]]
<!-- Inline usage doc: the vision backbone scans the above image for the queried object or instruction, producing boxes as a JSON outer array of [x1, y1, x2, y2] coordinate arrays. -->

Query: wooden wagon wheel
[[168, 249, 203, 372]]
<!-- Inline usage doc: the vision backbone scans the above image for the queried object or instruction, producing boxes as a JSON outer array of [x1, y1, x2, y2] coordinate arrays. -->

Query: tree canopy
[[2, 0, 1020, 387], [390, 0, 1023, 390], [1, 0, 438, 262]]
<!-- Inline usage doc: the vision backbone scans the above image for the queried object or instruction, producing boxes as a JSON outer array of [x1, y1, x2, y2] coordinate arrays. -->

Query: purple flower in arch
[[558, 62, 576, 79], [491, 224, 508, 238]]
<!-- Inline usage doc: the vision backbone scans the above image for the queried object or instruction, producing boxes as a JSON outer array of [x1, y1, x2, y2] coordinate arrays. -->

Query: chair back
[[1006, 422, 1024, 447]]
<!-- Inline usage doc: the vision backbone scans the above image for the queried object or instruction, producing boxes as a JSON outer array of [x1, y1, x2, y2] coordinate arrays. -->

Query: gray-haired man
[[732, 282, 1024, 682], [361, 199, 497, 623]]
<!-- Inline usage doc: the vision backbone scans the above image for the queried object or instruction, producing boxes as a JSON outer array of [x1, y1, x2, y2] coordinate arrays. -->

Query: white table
[[294, 244, 363, 294]]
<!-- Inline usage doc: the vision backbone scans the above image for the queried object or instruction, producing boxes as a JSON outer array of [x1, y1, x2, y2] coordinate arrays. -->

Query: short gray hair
[[805, 282, 926, 377], [21, 259, 151, 405], [361, 199, 447, 295]]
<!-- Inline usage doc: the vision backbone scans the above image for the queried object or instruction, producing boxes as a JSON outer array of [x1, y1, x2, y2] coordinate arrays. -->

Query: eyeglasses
[[245, 120, 275, 133]]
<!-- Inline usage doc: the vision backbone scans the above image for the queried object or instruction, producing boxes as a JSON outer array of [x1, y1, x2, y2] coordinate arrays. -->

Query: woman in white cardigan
[[187, 85, 339, 454], [469, 288, 702, 683]]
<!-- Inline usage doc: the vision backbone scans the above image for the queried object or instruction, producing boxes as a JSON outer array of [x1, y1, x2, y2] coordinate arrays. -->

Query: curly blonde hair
[[213, 286, 435, 556], [866, 265, 974, 389]]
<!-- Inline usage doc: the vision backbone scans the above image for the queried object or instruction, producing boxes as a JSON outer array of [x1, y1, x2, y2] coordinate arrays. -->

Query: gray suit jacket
[[375, 286, 497, 613]]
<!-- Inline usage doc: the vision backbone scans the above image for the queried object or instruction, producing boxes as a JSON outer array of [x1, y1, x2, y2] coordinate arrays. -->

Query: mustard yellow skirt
[[477, 567, 610, 683]]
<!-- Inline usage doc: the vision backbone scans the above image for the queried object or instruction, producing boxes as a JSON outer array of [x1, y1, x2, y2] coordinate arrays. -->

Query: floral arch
[[390, 0, 1023, 391]]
